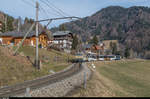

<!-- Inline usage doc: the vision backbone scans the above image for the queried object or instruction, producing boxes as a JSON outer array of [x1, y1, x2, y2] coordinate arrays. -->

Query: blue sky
[[0, 0, 149, 28]]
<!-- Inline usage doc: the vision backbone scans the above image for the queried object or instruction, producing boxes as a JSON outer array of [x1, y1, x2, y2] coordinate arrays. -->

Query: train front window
[[92, 55, 97, 58], [108, 56, 115, 58], [99, 56, 104, 58]]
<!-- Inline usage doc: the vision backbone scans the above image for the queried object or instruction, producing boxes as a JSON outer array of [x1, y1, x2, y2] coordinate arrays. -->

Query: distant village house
[[84, 42, 105, 55], [52, 31, 73, 53], [0, 30, 51, 48]]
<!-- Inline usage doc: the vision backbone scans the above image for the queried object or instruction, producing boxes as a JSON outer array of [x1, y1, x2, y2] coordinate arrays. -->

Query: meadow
[[71, 59, 150, 97]]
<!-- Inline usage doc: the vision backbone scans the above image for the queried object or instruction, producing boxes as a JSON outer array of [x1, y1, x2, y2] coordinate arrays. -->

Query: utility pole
[[18, 17, 21, 32], [5, 15, 7, 32], [35, 1, 39, 69]]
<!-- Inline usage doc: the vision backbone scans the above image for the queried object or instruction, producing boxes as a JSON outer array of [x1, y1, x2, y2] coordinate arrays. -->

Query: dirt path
[[71, 62, 115, 97], [71, 62, 136, 97]]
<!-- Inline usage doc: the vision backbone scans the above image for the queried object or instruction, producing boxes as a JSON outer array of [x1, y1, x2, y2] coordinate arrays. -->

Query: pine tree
[[0, 22, 5, 33], [72, 35, 78, 50], [110, 42, 117, 54], [91, 35, 98, 45], [7, 16, 14, 31], [59, 24, 66, 31], [24, 17, 29, 24], [124, 47, 130, 58]]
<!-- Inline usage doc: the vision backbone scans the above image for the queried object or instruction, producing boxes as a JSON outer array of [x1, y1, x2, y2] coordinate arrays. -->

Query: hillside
[[0, 11, 45, 33], [0, 45, 74, 87], [51, 6, 150, 58]]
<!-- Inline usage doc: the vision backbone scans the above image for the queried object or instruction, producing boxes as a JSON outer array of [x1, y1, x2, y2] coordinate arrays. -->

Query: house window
[[63, 40, 66, 43], [63, 43, 67, 48], [0, 38, 2, 42]]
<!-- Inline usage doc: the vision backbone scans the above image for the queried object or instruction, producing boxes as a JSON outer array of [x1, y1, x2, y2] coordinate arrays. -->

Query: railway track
[[0, 63, 82, 97]]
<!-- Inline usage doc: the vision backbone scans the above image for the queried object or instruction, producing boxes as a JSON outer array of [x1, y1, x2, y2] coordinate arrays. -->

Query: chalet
[[0, 30, 51, 48], [91, 45, 104, 54], [84, 44, 93, 53], [84, 43, 105, 55], [52, 31, 73, 53]]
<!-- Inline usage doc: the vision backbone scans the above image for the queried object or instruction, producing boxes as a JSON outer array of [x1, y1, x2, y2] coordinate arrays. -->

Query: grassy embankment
[[0, 46, 74, 87], [71, 59, 150, 97]]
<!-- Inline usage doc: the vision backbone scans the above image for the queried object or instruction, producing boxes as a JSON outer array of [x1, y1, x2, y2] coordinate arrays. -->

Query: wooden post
[[26, 87, 31, 97], [84, 72, 86, 89]]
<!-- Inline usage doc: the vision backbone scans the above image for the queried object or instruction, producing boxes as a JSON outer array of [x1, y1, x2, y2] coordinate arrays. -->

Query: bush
[[144, 52, 150, 59], [38, 44, 42, 48]]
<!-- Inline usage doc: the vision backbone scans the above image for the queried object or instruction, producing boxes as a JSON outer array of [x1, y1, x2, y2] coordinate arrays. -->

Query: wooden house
[[0, 30, 51, 48], [84, 43, 105, 55], [84, 44, 93, 53], [91, 45, 104, 54]]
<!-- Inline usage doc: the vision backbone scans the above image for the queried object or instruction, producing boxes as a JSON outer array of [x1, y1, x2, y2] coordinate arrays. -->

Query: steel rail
[[0, 63, 82, 97]]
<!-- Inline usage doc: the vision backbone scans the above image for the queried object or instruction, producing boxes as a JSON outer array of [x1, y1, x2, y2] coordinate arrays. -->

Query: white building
[[52, 31, 73, 52]]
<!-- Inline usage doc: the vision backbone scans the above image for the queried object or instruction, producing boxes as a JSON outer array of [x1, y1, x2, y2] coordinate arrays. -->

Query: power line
[[22, 0, 35, 8], [44, 0, 76, 24], [22, 0, 80, 29], [26, 0, 64, 17], [21, 0, 51, 27], [45, 0, 77, 22], [29, 0, 36, 4], [46, 0, 71, 17], [39, 5, 61, 17], [39, 6, 49, 18], [38, 0, 74, 21], [22, 0, 54, 20], [39, 0, 65, 17], [41, 0, 80, 30], [22, 0, 56, 29], [30, 0, 47, 16]]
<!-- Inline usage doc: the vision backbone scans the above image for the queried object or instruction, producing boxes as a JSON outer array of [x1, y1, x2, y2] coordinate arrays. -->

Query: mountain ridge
[[51, 6, 150, 57]]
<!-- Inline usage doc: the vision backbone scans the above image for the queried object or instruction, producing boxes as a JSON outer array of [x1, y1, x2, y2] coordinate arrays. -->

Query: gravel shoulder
[[15, 63, 92, 97]]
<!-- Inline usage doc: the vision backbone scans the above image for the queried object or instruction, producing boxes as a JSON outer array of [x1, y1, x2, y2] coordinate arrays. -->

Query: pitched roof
[[0, 31, 34, 37], [93, 45, 105, 50], [84, 44, 93, 49], [95, 45, 101, 50], [0, 30, 51, 39], [52, 31, 72, 36]]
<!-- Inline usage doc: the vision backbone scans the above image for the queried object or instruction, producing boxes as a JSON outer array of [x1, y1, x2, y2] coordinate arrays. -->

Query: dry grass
[[70, 62, 115, 97], [102, 40, 118, 49], [71, 59, 150, 97], [0, 46, 74, 87]]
